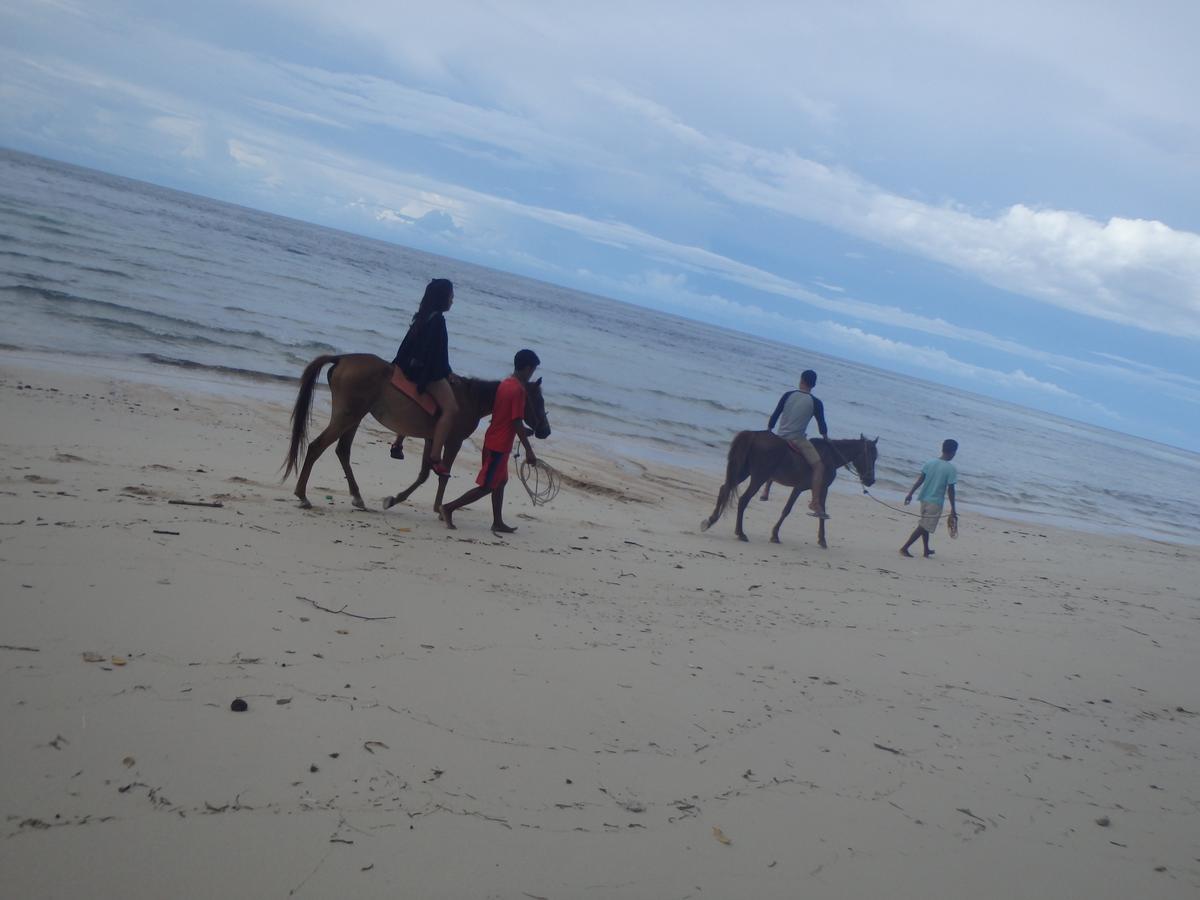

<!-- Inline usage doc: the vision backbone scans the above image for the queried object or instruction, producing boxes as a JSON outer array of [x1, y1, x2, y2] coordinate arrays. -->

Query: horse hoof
[[382, 495, 397, 510], [699, 518, 711, 532], [352, 497, 366, 510], [770, 535, 781, 544], [298, 499, 312, 510], [818, 542, 828, 549], [737, 533, 748, 543]]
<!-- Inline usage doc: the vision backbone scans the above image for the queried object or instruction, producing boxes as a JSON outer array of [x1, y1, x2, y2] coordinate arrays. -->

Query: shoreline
[[3, 347, 1195, 547], [2, 354, 1199, 898]]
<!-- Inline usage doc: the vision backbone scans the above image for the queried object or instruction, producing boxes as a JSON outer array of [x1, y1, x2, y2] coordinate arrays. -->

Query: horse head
[[856, 433, 878, 487], [525, 377, 551, 440]]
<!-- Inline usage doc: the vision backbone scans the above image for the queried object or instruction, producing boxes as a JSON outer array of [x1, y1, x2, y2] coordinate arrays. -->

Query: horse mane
[[460, 376, 500, 412]]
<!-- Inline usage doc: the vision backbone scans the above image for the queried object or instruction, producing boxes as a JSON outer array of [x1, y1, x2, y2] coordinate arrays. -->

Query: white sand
[[2, 351, 1198, 899]]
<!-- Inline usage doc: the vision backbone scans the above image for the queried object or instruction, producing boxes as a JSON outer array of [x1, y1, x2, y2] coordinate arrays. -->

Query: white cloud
[[149, 116, 204, 158], [226, 139, 268, 169], [613, 270, 1109, 409]]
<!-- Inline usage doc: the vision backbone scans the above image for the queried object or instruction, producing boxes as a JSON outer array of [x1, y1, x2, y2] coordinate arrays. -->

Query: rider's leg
[[807, 459, 827, 513], [425, 379, 458, 464]]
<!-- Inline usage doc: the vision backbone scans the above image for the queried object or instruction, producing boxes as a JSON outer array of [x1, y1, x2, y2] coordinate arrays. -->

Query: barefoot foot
[[491, 523, 517, 534], [899, 548, 913, 557]]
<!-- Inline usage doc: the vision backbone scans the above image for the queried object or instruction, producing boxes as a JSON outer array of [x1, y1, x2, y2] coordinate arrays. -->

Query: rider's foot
[[807, 509, 830, 520], [390, 441, 404, 460], [430, 459, 451, 477]]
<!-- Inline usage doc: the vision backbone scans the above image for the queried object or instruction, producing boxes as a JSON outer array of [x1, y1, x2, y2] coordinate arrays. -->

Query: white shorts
[[920, 502, 943, 532]]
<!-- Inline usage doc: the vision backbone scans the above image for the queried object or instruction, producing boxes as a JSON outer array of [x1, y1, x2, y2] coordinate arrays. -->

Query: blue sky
[[3, 0, 1199, 449]]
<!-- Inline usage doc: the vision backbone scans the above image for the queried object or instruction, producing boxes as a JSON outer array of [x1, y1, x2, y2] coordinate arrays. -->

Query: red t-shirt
[[483, 376, 527, 453]]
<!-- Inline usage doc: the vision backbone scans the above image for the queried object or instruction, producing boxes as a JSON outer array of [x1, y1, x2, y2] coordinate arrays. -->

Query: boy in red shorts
[[441, 349, 540, 533]]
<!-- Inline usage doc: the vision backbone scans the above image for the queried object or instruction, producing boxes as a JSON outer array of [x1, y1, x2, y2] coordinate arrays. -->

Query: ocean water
[[3, 148, 1199, 544]]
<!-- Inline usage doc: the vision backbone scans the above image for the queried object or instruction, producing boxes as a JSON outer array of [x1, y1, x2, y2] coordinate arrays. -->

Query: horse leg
[[817, 468, 836, 548], [383, 438, 433, 509], [433, 439, 463, 514], [294, 413, 357, 509], [770, 487, 804, 543], [735, 475, 767, 541], [334, 423, 366, 509]]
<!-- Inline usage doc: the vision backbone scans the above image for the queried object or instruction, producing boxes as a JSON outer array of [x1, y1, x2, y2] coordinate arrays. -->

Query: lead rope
[[517, 457, 561, 506]]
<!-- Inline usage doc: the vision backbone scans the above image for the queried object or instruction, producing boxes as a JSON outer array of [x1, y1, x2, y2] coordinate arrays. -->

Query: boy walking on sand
[[442, 349, 540, 534], [900, 439, 959, 558]]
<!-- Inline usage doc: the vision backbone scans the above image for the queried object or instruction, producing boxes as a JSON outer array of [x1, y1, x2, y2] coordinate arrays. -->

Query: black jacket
[[394, 312, 451, 391]]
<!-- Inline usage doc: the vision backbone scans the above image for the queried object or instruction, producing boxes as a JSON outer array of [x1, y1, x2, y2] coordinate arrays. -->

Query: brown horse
[[701, 432, 878, 547], [283, 353, 550, 511]]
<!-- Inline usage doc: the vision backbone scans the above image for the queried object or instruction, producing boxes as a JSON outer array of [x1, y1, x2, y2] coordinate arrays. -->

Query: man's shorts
[[475, 448, 510, 489], [785, 437, 821, 466], [919, 502, 943, 532]]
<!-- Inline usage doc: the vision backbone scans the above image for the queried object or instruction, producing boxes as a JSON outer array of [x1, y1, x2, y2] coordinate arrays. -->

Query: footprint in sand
[[53, 453, 89, 464], [23, 474, 59, 485]]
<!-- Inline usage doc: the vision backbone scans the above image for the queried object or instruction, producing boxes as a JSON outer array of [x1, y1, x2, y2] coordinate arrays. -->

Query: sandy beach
[[2, 350, 1198, 899]]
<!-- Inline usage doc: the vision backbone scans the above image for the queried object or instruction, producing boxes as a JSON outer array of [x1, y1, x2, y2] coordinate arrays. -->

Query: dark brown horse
[[283, 353, 550, 511], [701, 432, 878, 547]]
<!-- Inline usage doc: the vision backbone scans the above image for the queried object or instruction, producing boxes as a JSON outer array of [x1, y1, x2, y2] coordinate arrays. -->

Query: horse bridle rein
[[823, 436, 870, 489]]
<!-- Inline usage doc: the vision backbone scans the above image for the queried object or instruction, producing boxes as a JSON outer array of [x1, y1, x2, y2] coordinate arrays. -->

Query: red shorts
[[475, 448, 510, 489]]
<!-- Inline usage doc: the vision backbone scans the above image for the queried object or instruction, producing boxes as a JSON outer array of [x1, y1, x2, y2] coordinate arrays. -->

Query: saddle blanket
[[389, 366, 438, 416]]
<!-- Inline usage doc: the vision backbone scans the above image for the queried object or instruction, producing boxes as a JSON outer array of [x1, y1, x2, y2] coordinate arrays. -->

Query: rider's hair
[[412, 278, 454, 324], [942, 439, 959, 455], [514, 348, 541, 371], [800, 369, 817, 387]]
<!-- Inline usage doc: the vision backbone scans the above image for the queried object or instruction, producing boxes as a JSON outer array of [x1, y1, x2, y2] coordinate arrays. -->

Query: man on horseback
[[767, 369, 830, 518]]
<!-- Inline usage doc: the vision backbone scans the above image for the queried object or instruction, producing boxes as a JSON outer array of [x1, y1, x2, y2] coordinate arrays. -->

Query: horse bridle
[[825, 436, 871, 488]]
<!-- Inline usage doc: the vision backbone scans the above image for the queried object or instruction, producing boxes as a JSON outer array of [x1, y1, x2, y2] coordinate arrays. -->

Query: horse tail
[[701, 430, 754, 530], [282, 354, 342, 479], [720, 430, 755, 513]]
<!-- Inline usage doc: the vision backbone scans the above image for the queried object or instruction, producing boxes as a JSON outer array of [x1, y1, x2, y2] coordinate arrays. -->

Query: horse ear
[[873, 435, 879, 443], [536, 377, 543, 386]]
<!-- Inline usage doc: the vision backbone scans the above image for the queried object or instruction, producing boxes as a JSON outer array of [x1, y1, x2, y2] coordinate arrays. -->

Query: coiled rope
[[517, 458, 561, 506]]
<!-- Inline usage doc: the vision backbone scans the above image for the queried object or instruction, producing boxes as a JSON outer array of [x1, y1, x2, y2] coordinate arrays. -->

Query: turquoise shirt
[[918, 458, 957, 506]]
